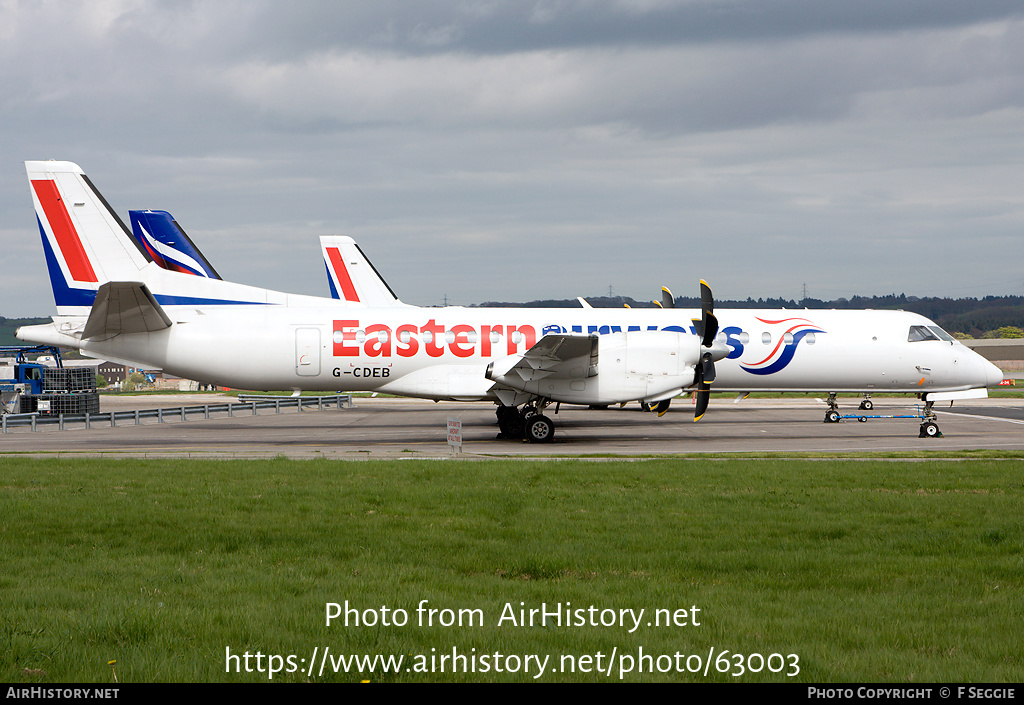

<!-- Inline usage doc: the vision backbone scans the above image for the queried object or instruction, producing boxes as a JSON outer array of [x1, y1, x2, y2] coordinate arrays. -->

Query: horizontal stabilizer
[[82, 282, 173, 339]]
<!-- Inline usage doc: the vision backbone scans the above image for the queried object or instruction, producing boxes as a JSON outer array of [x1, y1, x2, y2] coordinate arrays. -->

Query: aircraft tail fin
[[129, 210, 221, 279], [321, 235, 407, 307], [27, 161, 152, 315]]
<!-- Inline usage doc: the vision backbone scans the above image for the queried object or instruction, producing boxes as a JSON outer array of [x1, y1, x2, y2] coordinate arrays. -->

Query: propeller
[[647, 280, 726, 420], [690, 279, 721, 421]]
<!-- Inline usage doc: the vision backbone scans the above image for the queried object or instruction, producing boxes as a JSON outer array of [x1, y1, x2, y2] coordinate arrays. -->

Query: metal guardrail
[[1, 394, 354, 433]]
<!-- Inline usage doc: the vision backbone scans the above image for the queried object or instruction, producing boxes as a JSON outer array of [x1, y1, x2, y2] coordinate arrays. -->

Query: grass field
[[1, 456, 1021, 683]]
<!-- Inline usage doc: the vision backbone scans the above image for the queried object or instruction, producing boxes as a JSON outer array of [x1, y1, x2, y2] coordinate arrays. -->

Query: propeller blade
[[692, 281, 718, 347], [694, 386, 711, 421], [654, 399, 671, 416], [700, 279, 713, 315], [702, 311, 719, 348], [701, 352, 716, 384], [661, 287, 674, 309]]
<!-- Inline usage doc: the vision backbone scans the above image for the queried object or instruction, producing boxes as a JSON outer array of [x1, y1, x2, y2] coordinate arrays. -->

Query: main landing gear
[[822, 393, 942, 438], [496, 400, 556, 443]]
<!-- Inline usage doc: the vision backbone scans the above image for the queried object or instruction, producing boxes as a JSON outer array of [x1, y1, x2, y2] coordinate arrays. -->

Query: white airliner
[[17, 160, 1003, 441]]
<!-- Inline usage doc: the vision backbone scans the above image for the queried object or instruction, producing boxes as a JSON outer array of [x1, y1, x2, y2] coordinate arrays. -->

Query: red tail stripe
[[31, 179, 98, 283], [326, 246, 360, 302]]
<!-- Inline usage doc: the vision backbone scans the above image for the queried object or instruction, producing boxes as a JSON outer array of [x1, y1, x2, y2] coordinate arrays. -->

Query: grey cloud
[[1, 0, 1023, 315]]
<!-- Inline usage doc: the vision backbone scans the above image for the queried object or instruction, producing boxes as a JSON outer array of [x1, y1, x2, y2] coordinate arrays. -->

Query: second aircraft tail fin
[[129, 210, 221, 279], [321, 235, 407, 307]]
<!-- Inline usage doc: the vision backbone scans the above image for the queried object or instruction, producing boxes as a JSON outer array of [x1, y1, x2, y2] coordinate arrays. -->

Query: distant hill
[[0, 316, 49, 346]]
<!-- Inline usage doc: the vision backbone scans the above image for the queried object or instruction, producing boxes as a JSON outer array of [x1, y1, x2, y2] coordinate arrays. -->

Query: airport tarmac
[[2, 394, 1023, 458]]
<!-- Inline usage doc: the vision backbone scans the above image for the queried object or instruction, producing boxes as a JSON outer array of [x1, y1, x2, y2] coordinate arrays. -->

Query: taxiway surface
[[2, 394, 1022, 458]]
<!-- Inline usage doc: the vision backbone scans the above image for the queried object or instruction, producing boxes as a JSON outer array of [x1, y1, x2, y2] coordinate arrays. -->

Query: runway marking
[[937, 411, 1024, 425]]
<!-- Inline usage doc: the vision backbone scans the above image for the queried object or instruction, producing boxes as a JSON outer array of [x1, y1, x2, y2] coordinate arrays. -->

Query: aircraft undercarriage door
[[295, 327, 321, 377]]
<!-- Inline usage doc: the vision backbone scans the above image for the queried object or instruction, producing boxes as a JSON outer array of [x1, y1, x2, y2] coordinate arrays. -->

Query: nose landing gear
[[822, 393, 943, 438]]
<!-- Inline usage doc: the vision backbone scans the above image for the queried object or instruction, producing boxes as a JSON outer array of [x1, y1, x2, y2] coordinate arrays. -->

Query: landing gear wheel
[[824, 410, 841, 423], [919, 421, 941, 438], [525, 414, 555, 443], [496, 406, 523, 439], [859, 399, 873, 410]]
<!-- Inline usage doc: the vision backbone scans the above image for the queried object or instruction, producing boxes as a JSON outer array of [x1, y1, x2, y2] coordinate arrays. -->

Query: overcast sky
[[2, 0, 1023, 316]]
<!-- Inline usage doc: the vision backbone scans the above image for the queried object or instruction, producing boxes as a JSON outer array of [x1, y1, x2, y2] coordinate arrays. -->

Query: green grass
[[1, 457, 1021, 683]]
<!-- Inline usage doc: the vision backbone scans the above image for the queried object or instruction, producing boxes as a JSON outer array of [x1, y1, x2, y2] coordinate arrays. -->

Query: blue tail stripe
[[38, 216, 96, 308], [324, 261, 340, 300]]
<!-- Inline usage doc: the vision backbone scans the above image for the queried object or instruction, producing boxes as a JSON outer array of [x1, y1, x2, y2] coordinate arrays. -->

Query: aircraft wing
[[490, 334, 599, 383], [82, 281, 173, 339]]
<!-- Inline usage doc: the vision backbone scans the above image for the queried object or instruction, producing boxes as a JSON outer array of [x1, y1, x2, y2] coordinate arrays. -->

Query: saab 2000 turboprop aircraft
[[18, 160, 1003, 442]]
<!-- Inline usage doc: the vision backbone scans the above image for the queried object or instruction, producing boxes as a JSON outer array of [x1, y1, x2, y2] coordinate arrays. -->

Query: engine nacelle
[[488, 330, 700, 405]]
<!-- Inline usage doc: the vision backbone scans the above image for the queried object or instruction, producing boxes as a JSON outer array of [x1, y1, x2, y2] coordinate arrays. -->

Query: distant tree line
[[472, 294, 1024, 338]]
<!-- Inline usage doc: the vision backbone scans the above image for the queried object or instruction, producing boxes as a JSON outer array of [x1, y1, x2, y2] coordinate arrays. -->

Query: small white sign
[[447, 417, 462, 454]]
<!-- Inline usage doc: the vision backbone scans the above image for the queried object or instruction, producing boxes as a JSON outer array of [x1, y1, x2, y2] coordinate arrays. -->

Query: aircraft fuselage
[[27, 304, 1000, 403]]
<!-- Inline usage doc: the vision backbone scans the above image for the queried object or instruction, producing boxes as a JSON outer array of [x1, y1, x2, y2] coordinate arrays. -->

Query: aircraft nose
[[984, 358, 1004, 388], [961, 347, 1003, 389]]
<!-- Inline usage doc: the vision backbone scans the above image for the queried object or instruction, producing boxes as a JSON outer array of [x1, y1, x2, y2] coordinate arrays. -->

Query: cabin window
[[762, 332, 772, 345], [908, 325, 940, 342], [804, 332, 816, 345], [783, 332, 794, 345], [739, 332, 750, 345]]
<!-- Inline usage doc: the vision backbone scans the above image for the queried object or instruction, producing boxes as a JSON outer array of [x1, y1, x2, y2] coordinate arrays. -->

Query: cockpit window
[[908, 325, 940, 342], [927, 326, 956, 342]]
